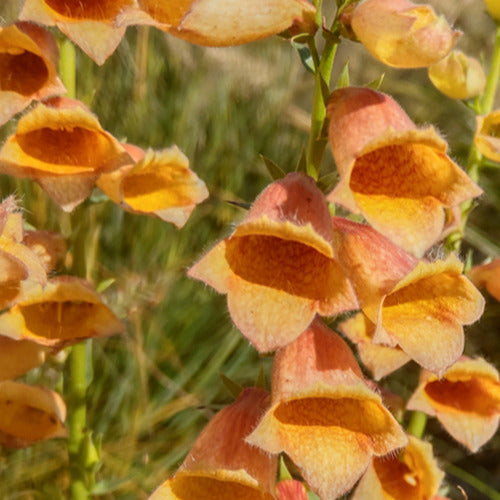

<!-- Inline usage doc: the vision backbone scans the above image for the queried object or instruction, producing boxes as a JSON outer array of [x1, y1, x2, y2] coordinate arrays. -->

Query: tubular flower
[[407, 357, 500, 452], [475, 110, 500, 162], [338, 312, 411, 380], [97, 145, 208, 227], [0, 380, 66, 448], [327, 87, 482, 257], [0, 276, 125, 348], [350, 0, 459, 68], [352, 435, 444, 500], [247, 318, 407, 500], [149, 387, 277, 500], [467, 258, 500, 302], [333, 217, 485, 375], [119, 0, 316, 47], [0, 97, 132, 212], [428, 50, 486, 100], [0, 22, 65, 126], [19, 0, 133, 65], [188, 172, 358, 353]]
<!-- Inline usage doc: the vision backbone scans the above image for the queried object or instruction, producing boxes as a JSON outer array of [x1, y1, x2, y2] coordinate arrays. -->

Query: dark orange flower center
[[0, 51, 48, 95], [44, 0, 132, 20], [373, 455, 422, 500]]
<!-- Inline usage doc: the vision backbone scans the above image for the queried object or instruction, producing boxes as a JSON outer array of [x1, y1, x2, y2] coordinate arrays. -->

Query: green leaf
[[336, 60, 350, 88], [260, 154, 287, 180], [291, 39, 316, 74], [91, 478, 132, 495], [295, 146, 308, 173], [224, 200, 251, 210], [317, 172, 338, 193], [279, 455, 293, 480], [255, 365, 267, 389], [96, 278, 115, 293], [366, 73, 385, 90], [219, 373, 243, 400]]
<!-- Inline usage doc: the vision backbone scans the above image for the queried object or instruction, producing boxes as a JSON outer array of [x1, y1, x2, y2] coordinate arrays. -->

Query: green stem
[[406, 410, 427, 438], [481, 25, 500, 115], [59, 38, 76, 99], [445, 463, 500, 500]]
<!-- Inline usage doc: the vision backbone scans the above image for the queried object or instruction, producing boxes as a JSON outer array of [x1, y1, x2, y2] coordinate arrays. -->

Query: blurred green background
[[0, 1, 499, 498]]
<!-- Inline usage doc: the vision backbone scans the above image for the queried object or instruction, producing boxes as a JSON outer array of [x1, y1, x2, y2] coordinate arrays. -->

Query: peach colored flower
[[0, 380, 66, 448], [407, 357, 500, 452], [119, 0, 316, 47], [327, 87, 482, 257], [475, 110, 500, 162], [0, 276, 125, 348], [467, 258, 500, 302], [0, 97, 132, 211], [97, 145, 208, 227], [277, 479, 307, 500], [428, 50, 486, 100], [333, 217, 485, 375], [19, 0, 133, 64], [247, 318, 407, 500], [350, 0, 459, 68], [23, 230, 66, 273], [149, 387, 277, 500], [352, 435, 444, 500], [188, 172, 358, 352], [0, 22, 65, 126], [338, 312, 411, 380]]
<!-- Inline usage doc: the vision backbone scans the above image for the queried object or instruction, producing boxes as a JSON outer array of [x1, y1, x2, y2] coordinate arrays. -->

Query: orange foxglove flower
[[19, 0, 133, 64], [407, 357, 500, 452], [97, 145, 208, 227], [0, 380, 66, 448], [350, 0, 459, 68], [0, 335, 53, 381], [339, 312, 411, 380], [23, 230, 66, 273], [119, 0, 316, 47], [327, 87, 482, 257], [247, 318, 407, 500], [149, 387, 277, 500], [0, 22, 65, 126], [0, 276, 125, 348], [0, 97, 132, 211], [467, 258, 500, 302], [188, 172, 358, 352], [333, 217, 485, 375], [277, 479, 307, 500], [475, 110, 500, 162], [352, 435, 444, 500], [428, 50, 486, 100]]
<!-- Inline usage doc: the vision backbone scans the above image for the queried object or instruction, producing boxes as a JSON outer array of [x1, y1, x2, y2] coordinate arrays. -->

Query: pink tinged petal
[[351, 0, 460, 68], [277, 479, 307, 500], [468, 258, 500, 302]]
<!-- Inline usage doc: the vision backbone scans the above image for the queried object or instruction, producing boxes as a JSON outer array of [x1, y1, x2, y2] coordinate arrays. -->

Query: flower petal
[[475, 111, 500, 163]]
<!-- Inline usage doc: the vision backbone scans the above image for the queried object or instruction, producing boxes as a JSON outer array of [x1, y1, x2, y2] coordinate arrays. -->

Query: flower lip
[[42, 0, 133, 21], [0, 51, 48, 95]]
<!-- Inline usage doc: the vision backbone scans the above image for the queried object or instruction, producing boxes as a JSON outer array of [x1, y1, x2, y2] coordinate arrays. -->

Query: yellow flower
[[475, 110, 500, 162], [0, 97, 132, 211], [19, 0, 133, 64], [333, 217, 485, 375], [407, 357, 500, 452], [119, 0, 317, 47], [0, 380, 66, 448], [247, 318, 407, 500], [484, 0, 500, 23], [0, 22, 65, 126], [352, 435, 444, 500], [149, 387, 277, 500], [327, 87, 482, 256], [97, 145, 208, 227], [350, 0, 459, 68], [428, 50, 486, 100], [0, 276, 125, 348], [188, 172, 358, 352]]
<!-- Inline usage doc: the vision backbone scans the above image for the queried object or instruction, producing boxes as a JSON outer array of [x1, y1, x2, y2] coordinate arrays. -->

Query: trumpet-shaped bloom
[[0, 276, 125, 348], [350, 0, 459, 68], [247, 319, 407, 500], [352, 435, 444, 500], [428, 50, 486, 100], [327, 87, 482, 256], [20, 0, 133, 64], [338, 312, 411, 380], [475, 110, 500, 162], [484, 0, 500, 22], [333, 217, 485, 375], [468, 258, 500, 302], [119, 0, 316, 47], [407, 357, 500, 452], [188, 172, 358, 352], [0, 380, 66, 448], [0, 97, 132, 211], [0, 22, 65, 126], [149, 387, 277, 500], [97, 145, 208, 227]]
